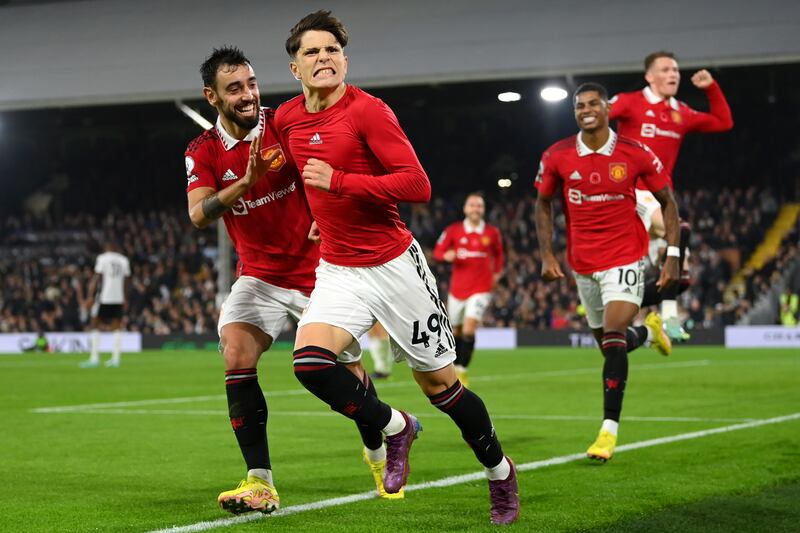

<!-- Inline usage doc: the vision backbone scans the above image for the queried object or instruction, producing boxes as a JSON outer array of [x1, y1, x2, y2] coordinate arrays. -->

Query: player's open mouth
[[314, 67, 336, 78], [581, 116, 597, 126], [235, 103, 256, 116]]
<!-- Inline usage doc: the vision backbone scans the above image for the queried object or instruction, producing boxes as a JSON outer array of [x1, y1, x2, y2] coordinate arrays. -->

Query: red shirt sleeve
[[685, 81, 734, 133], [184, 141, 217, 193], [608, 92, 630, 121], [637, 143, 670, 193], [329, 98, 431, 204], [432, 224, 455, 261], [491, 226, 504, 274], [534, 148, 561, 197]]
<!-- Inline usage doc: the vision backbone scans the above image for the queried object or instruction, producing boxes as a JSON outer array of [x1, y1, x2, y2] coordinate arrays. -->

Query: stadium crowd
[[0, 186, 787, 334]]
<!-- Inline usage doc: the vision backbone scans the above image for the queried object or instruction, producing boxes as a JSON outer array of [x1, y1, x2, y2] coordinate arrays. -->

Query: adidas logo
[[434, 344, 448, 358], [309, 132, 323, 145], [623, 287, 632, 294], [645, 109, 656, 117], [569, 170, 583, 181], [222, 169, 239, 181]]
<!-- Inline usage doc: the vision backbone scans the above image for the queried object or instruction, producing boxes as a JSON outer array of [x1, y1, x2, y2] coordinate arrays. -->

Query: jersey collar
[[643, 86, 680, 111], [463, 219, 485, 234], [576, 129, 617, 157], [215, 108, 264, 151]]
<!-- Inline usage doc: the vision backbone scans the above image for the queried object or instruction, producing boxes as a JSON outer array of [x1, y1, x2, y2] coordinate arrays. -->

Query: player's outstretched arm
[[534, 194, 565, 281], [689, 69, 734, 132], [188, 135, 281, 228], [652, 186, 680, 291]]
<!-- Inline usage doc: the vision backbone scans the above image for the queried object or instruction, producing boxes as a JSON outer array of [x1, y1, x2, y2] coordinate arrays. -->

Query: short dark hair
[[573, 82, 608, 103], [644, 50, 676, 71], [465, 191, 485, 202], [200, 46, 251, 88], [285, 10, 349, 57]]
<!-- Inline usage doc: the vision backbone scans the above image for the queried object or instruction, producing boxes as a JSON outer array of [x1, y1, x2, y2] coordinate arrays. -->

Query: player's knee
[[293, 345, 338, 388], [222, 341, 259, 370]]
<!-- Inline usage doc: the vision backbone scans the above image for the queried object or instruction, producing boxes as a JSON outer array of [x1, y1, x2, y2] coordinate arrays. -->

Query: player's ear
[[289, 61, 301, 81], [203, 86, 217, 107]]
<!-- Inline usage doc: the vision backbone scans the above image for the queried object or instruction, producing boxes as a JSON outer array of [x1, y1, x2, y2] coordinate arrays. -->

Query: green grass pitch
[[2, 346, 799, 532]]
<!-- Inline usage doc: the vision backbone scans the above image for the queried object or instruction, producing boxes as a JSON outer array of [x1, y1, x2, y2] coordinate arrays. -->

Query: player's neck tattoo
[[201, 193, 230, 220]]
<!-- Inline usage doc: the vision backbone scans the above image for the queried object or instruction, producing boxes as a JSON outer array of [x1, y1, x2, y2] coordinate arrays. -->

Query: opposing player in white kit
[[186, 47, 396, 515], [433, 193, 504, 386], [276, 11, 519, 524], [366, 322, 394, 379], [81, 241, 130, 368]]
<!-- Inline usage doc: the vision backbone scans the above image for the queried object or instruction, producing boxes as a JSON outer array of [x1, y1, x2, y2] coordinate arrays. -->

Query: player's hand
[[657, 256, 679, 291], [691, 69, 714, 89], [443, 249, 456, 262], [541, 254, 565, 282], [302, 158, 334, 191], [243, 133, 281, 188], [307, 221, 321, 245]]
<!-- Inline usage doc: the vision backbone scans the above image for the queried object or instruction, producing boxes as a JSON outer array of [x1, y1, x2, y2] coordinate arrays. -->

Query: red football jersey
[[609, 82, 733, 188], [534, 131, 669, 275], [433, 220, 504, 299], [274, 85, 431, 267], [185, 108, 319, 295]]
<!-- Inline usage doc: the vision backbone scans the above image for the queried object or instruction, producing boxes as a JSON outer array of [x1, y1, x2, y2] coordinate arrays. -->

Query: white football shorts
[[635, 189, 661, 232], [447, 292, 492, 327], [574, 257, 646, 330], [299, 240, 457, 372], [219, 275, 361, 363]]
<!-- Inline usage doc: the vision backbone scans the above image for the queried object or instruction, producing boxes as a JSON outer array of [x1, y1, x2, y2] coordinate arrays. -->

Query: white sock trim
[[364, 445, 387, 463], [382, 409, 406, 436], [601, 419, 619, 436], [248, 468, 273, 485], [485, 456, 511, 481]]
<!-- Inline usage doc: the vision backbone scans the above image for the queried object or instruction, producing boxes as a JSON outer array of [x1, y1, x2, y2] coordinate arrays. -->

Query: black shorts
[[97, 304, 124, 321]]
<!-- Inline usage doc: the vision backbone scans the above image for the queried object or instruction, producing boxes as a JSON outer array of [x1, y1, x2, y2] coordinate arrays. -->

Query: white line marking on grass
[[42, 408, 754, 425], [32, 359, 710, 414], [146, 411, 800, 533]]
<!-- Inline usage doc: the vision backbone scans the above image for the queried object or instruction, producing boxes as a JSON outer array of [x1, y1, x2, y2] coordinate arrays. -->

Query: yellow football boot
[[587, 430, 618, 462], [217, 475, 279, 514], [645, 312, 672, 356], [363, 449, 404, 499]]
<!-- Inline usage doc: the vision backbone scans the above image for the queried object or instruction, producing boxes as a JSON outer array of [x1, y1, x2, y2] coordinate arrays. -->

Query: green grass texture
[[2, 346, 798, 532]]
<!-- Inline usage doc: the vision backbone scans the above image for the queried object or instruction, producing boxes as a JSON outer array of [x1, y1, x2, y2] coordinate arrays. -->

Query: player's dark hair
[[573, 82, 608, 103], [644, 50, 676, 71], [465, 191, 485, 202], [200, 46, 251, 88], [285, 10, 349, 57]]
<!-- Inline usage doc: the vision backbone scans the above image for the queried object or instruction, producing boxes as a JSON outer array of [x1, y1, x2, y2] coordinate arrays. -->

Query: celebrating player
[[535, 82, 678, 462], [80, 241, 130, 368], [433, 192, 504, 386], [275, 11, 519, 524], [609, 51, 733, 340], [185, 46, 397, 516]]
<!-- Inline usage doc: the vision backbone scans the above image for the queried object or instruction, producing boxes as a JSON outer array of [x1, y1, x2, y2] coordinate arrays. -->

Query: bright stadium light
[[540, 86, 568, 102], [175, 100, 214, 130], [497, 91, 521, 103], [497, 178, 512, 188]]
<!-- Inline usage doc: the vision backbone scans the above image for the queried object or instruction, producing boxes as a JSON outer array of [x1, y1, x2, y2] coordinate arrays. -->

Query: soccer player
[[609, 51, 733, 340], [535, 82, 678, 462], [367, 322, 394, 379], [275, 11, 519, 524], [433, 193, 504, 386], [185, 46, 398, 515], [80, 241, 130, 368]]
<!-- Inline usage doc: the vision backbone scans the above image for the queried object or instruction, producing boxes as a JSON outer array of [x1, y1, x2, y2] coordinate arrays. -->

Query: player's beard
[[222, 101, 260, 130]]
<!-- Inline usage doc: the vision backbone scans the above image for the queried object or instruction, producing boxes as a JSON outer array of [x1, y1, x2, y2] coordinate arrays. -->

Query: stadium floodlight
[[497, 92, 521, 103], [497, 178, 512, 188], [175, 100, 214, 130], [540, 86, 568, 102]]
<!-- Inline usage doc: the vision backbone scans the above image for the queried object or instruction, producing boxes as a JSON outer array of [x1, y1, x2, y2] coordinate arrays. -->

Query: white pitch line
[[146, 411, 800, 533], [31, 359, 710, 414], [38, 408, 754, 425]]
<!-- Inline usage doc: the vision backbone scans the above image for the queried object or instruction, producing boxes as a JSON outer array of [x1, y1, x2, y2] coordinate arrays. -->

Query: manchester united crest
[[481, 236, 491, 246], [260, 144, 286, 172], [671, 110, 683, 124], [609, 163, 628, 182]]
